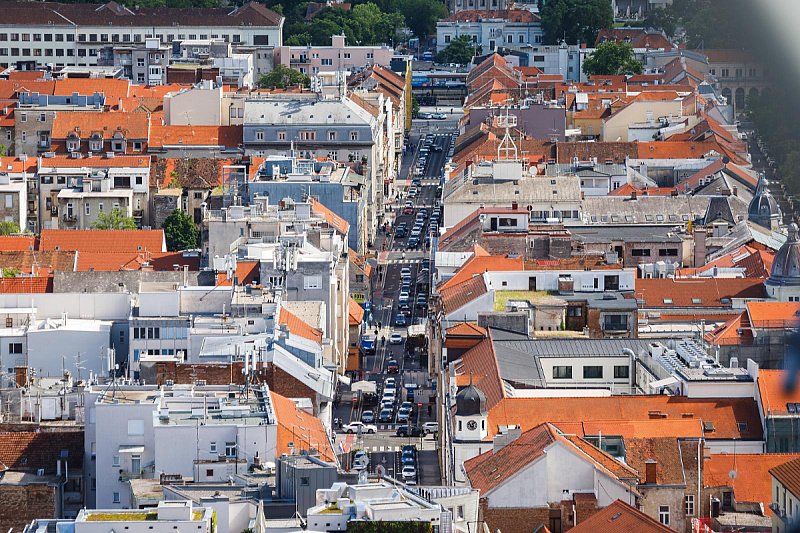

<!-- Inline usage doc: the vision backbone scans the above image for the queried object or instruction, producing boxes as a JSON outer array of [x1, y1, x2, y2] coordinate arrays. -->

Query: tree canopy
[[643, 6, 678, 38], [399, 0, 445, 39], [162, 210, 199, 252], [0, 221, 20, 236], [540, 0, 613, 46], [257, 64, 311, 89], [91, 207, 137, 230], [582, 41, 643, 76], [435, 35, 480, 65]]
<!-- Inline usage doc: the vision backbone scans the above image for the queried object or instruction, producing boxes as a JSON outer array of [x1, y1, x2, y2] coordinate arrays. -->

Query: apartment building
[[436, 10, 543, 54], [0, 1, 283, 70], [0, 157, 34, 230], [275, 35, 394, 75]]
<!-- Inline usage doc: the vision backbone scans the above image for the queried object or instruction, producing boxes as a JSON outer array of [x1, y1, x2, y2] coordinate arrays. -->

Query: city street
[[333, 109, 460, 486]]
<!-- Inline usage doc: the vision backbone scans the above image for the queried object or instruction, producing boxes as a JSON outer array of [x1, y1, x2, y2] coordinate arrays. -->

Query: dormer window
[[89, 134, 102, 152], [67, 133, 79, 153], [112, 133, 126, 153]]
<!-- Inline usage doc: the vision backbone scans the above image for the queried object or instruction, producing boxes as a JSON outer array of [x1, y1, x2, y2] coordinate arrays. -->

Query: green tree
[[399, 0, 445, 39], [644, 6, 678, 37], [779, 150, 800, 196], [91, 207, 137, 230], [284, 32, 313, 46], [162, 210, 199, 251], [540, 0, 613, 45], [436, 35, 480, 65], [411, 95, 420, 118], [257, 64, 311, 89], [582, 41, 643, 76], [0, 220, 20, 235]]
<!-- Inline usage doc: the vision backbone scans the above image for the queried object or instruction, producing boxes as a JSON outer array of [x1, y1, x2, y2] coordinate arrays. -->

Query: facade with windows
[[0, 1, 283, 70], [436, 11, 543, 54], [275, 35, 394, 75]]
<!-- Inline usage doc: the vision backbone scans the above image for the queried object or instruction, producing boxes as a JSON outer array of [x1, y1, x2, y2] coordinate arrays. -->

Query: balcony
[[62, 213, 77, 224], [133, 209, 144, 217], [118, 470, 143, 481], [290, 57, 309, 64]]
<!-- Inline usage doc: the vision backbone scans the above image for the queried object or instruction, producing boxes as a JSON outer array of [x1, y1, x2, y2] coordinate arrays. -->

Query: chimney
[[14, 366, 29, 388], [581, 191, 585, 200], [511, 202, 518, 210], [631, 190, 637, 200], [493, 426, 522, 454], [732, 186, 737, 197], [645, 459, 657, 484]]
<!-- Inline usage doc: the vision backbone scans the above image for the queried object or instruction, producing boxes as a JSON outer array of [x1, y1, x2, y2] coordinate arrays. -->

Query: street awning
[[649, 376, 679, 389], [119, 445, 145, 454], [351, 380, 377, 394]]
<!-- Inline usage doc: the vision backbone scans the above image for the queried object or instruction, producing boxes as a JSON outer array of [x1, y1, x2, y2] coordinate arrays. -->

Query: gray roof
[[580, 194, 748, 225], [244, 97, 375, 127], [445, 175, 581, 204], [561, 291, 638, 310], [545, 163, 627, 177], [569, 224, 683, 244]]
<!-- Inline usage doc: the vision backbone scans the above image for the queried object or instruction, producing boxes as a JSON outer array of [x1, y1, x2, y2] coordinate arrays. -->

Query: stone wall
[[0, 483, 57, 533]]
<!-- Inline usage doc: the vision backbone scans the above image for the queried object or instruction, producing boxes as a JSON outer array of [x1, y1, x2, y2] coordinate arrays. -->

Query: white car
[[390, 333, 404, 345], [353, 450, 369, 470], [422, 422, 439, 433], [343, 422, 377, 434], [401, 466, 416, 480]]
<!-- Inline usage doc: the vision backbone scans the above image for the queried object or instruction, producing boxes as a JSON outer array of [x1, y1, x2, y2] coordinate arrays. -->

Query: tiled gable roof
[[215, 260, 260, 286], [0, 431, 83, 473], [53, 78, 131, 101], [442, 9, 539, 23], [0, 276, 53, 293], [279, 306, 323, 344], [758, 369, 800, 418], [0, 236, 36, 251], [150, 157, 235, 189], [450, 335, 505, 410], [309, 196, 349, 235], [441, 273, 487, 315], [0, 156, 38, 174], [623, 437, 685, 485], [0, 250, 75, 274], [707, 453, 800, 516], [270, 391, 335, 463], [40, 229, 166, 253], [439, 254, 523, 290], [770, 456, 800, 500], [349, 297, 364, 326], [148, 125, 242, 149], [38, 154, 151, 169], [569, 499, 674, 533], [635, 277, 767, 307], [446, 322, 487, 337], [51, 111, 150, 140]]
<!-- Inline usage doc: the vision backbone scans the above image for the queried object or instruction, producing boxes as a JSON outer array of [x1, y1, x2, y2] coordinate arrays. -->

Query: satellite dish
[[722, 156, 730, 164], [728, 470, 738, 479]]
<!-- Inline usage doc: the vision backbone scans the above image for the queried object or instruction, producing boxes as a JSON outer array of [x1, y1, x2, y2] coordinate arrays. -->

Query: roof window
[[663, 299, 673, 304]]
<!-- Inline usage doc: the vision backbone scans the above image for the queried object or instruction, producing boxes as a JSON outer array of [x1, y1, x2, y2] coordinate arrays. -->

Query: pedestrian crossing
[[383, 258, 425, 265], [366, 445, 403, 452], [378, 423, 401, 430]]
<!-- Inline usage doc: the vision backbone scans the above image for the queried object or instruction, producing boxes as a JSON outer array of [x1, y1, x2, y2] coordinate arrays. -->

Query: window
[[210, 442, 217, 454], [321, 58, 332, 66], [299, 131, 316, 141], [277, 131, 286, 140], [721, 68, 729, 77], [685, 494, 695, 516], [614, 365, 629, 379], [9, 343, 22, 354], [350, 131, 359, 141], [343, 53, 350, 59], [21, 131, 26, 143], [5, 317, 11, 327], [457, 506, 465, 520], [567, 306, 582, 317], [658, 506, 670, 526], [225, 442, 236, 457], [553, 366, 572, 379], [85, 202, 90, 216], [19, 112, 26, 123], [127, 419, 144, 435], [112, 455, 120, 467], [304, 275, 322, 289], [737, 421, 748, 432], [113, 492, 120, 504], [328, 131, 336, 141], [5, 195, 11, 208], [605, 315, 628, 331], [631, 248, 651, 257], [300, 477, 310, 486], [583, 366, 603, 379], [658, 248, 678, 256]]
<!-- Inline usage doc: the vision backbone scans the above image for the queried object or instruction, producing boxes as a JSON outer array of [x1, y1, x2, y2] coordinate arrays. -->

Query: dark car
[[394, 313, 407, 327], [396, 226, 406, 237], [422, 258, 430, 269], [396, 425, 424, 437], [387, 360, 400, 373], [416, 294, 428, 309]]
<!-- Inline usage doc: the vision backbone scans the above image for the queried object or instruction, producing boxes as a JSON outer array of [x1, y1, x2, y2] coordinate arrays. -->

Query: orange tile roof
[[439, 254, 523, 290], [349, 297, 364, 326], [51, 110, 150, 140], [769, 456, 800, 500], [442, 9, 539, 22], [624, 437, 687, 485], [637, 140, 748, 166], [451, 335, 505, 410], [38, 154, 151, 168], [555, 418, 704, 440], [758, 369, 800, 418], [562, 433, 639, 482], [53, 78, 131, 101], [0, 250, 75, 274], [0, 430, 83, 472], [270, 390, 335, 462], [677, 245, 773, 279], [279, 306, 323, 344], [129, 84, 192, 99], [704, 312, 744, 345], [215, 260, 260, 286], [8, 71, 48, 81], [485, 395, 763, 441], [0, 235, 36, 251], [0, 80, 56, 99], [39, 229, 166, 253], [0, 156, 37, 174], [707, 454, 800, 516], [635, 277, 767, 307], [0, 276, 52, 293], [150, 157, 234, 189], [441, 274, 487, 315], [446, 322, 487, 337], [569, 499, 674, 533], [309, 196, 349, 235], [148, 124, 242, 148], [746, 301, 800, 327]]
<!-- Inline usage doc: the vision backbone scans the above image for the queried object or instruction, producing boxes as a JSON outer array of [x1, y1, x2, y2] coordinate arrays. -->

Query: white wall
[[139, 292, 180, 317], [538, 356, 632, 387], [445, 290, 494, 322], [683, 380, 756, 399], [705, 439, 763, 454], [0, 293, 131, 320], [485, 269, 636, 292], [27, 322, 112, 380]]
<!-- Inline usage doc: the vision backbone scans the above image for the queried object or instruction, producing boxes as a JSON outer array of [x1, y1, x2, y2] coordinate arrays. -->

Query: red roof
[[450, 335, 505, 410], [38, 154, 151, 169], [309, 196, 349, 235], [53, 78, 131, 101], [0, 276, 52, 293], [0, 156, 37, 174], [216, 260, 260, 286], [39, 229, 166, 253], [0, 235, 36, 251], [51, 110, 150, 140], [446, 322, 487, 337], [442, 9, 539, 22], [75, 251, 199, 272], [635, 277, 767, 307], [279, 306, 322, 344], [758, 369, 800, 418], [770, 456, 800, 500], [270, 391, 335, 462], [439, 254, 523, 290], [569, 500, 674, 533], [148, 124, 242, 148], [349, 297, 364, 326], [0, 431, 83, 473], [441, 273, 488, 315]]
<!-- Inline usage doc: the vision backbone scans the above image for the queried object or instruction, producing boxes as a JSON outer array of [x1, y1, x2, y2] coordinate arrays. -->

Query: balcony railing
[[62, 213, 77, 223]]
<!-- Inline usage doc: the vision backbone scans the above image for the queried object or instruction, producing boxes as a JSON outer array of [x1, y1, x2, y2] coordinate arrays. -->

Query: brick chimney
[[631, 190, 637, 200], [645, 459, 657, 484], [511, 202, 518, 210]]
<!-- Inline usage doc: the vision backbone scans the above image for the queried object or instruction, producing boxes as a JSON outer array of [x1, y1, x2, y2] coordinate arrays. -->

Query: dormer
[[112, 131, 127, 153], [89, 133, 103, 153]]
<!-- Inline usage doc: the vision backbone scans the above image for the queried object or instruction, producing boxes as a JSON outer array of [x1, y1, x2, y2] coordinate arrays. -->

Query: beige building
[[602, 100, 685, 142]]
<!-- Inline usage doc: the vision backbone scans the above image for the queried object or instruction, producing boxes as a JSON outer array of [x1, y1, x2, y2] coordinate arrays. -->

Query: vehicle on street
[[408, 187, 418, 198], [361, 410, 375, 423], [422, 258, 430, 269], [387, 360, 400, 373], [381, 398, 394, 410], [360, 336, 376, 355], [422, 422, 439, 433], [379, 408, 393, 422], [394, 313, 407, 326], [416, 294, 428, 309], [402, 444, 416, 453], [400, 401, 413, 411], [344, 422, 377, 434], [418, 111, 432, 119], [385, 377, 396, 387], [398, 407, 411, 422], [383, 388, 397, 402], [402, 465, 416, 479], [400, 267, 411, 277], [401, 454, 415, 465], [408, 236, 419, 248], [395, 226, 406, 237], [404, 202, 414, 214], [353, 450, 369, 470], [396, 425, 424, 437], [390, 333, 403, 344], [433, 112, 447, 120]]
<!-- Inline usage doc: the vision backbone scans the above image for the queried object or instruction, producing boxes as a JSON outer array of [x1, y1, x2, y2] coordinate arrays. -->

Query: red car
[[404, 205, 415, 215], [387, 360, 400, 373]]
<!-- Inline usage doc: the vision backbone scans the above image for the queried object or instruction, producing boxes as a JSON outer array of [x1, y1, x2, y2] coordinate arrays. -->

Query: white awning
[[119, 445, 145, 454], [351, 380, 377, 394], [649, 376, 680, 389], [338, 373, 351, 386]]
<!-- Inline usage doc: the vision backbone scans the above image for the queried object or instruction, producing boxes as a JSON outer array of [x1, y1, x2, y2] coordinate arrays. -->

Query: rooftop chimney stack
[[645, 459, 657, 484]]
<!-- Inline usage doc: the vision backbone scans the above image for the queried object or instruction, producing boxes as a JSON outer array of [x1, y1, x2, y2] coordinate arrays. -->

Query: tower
[[765, 223, 800, 302], [748, 175, 781, 231], [454, 377, 488, 442]]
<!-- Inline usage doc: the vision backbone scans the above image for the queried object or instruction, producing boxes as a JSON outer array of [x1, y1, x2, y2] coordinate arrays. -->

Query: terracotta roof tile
[[485, 395, 763, 441], [450, 335, 505, 410], [0, 431, 83, 473], [623, 437, 685, 485], [38, 154, 151, 168], [442, 9, 539, 22], [441, 274, 487, 315], [439, 254, 523, 290], [39, 229, 166, 253], [0, 156, 37, 174], [556, 418, 704, 439], [0, 80, 56, 99], [148, 125, 242, 149], [770, 456, 800, 500], [569, 499, 674, 533], [270, 391, 335, 462], [562, 434, 639, 481], [0, 250, 75, 274], [279, 306, 322, 344], [53, 78, 131, 101], [638, 140, 748, 165], [446, 322, 487, 337], [635, 277, 767, 308], [758, 369, 800, 418], [51, 111, 149, 141], [707, 454, 800, 516], [216, 260, 260, 286], [308, 197, 349, 235], [74, 251, 199, 272], [0, 276, 53, 293], [747, 302, 800, 326], [349, 297, 364, 326], [150, 157, 235, 189], [0, 236, 36, 251]]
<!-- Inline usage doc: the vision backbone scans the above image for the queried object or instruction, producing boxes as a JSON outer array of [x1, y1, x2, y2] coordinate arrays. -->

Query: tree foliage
[[748, 90, 800, 195], [435, 35, 480, 65], [540, 0, 613, 46], [91, 208, 137, 230], [643, 6, 678, 37], [282, 2, 404, 46], [0, 220, 20, 235], [399, 0, 445, 39], [162, 210, 199, 252], [411, 95, 420, 118], [582, 42, 643, 76], [257, 64, 310, 89]]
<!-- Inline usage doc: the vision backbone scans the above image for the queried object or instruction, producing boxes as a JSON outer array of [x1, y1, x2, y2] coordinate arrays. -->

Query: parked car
[[343, 422, 377, 434], [394, 313, 407, 327], [396, 425, 424, 437], [361, 410, 375, 423], [416, 294, 428, 309], [422, 422, 439, 434]]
